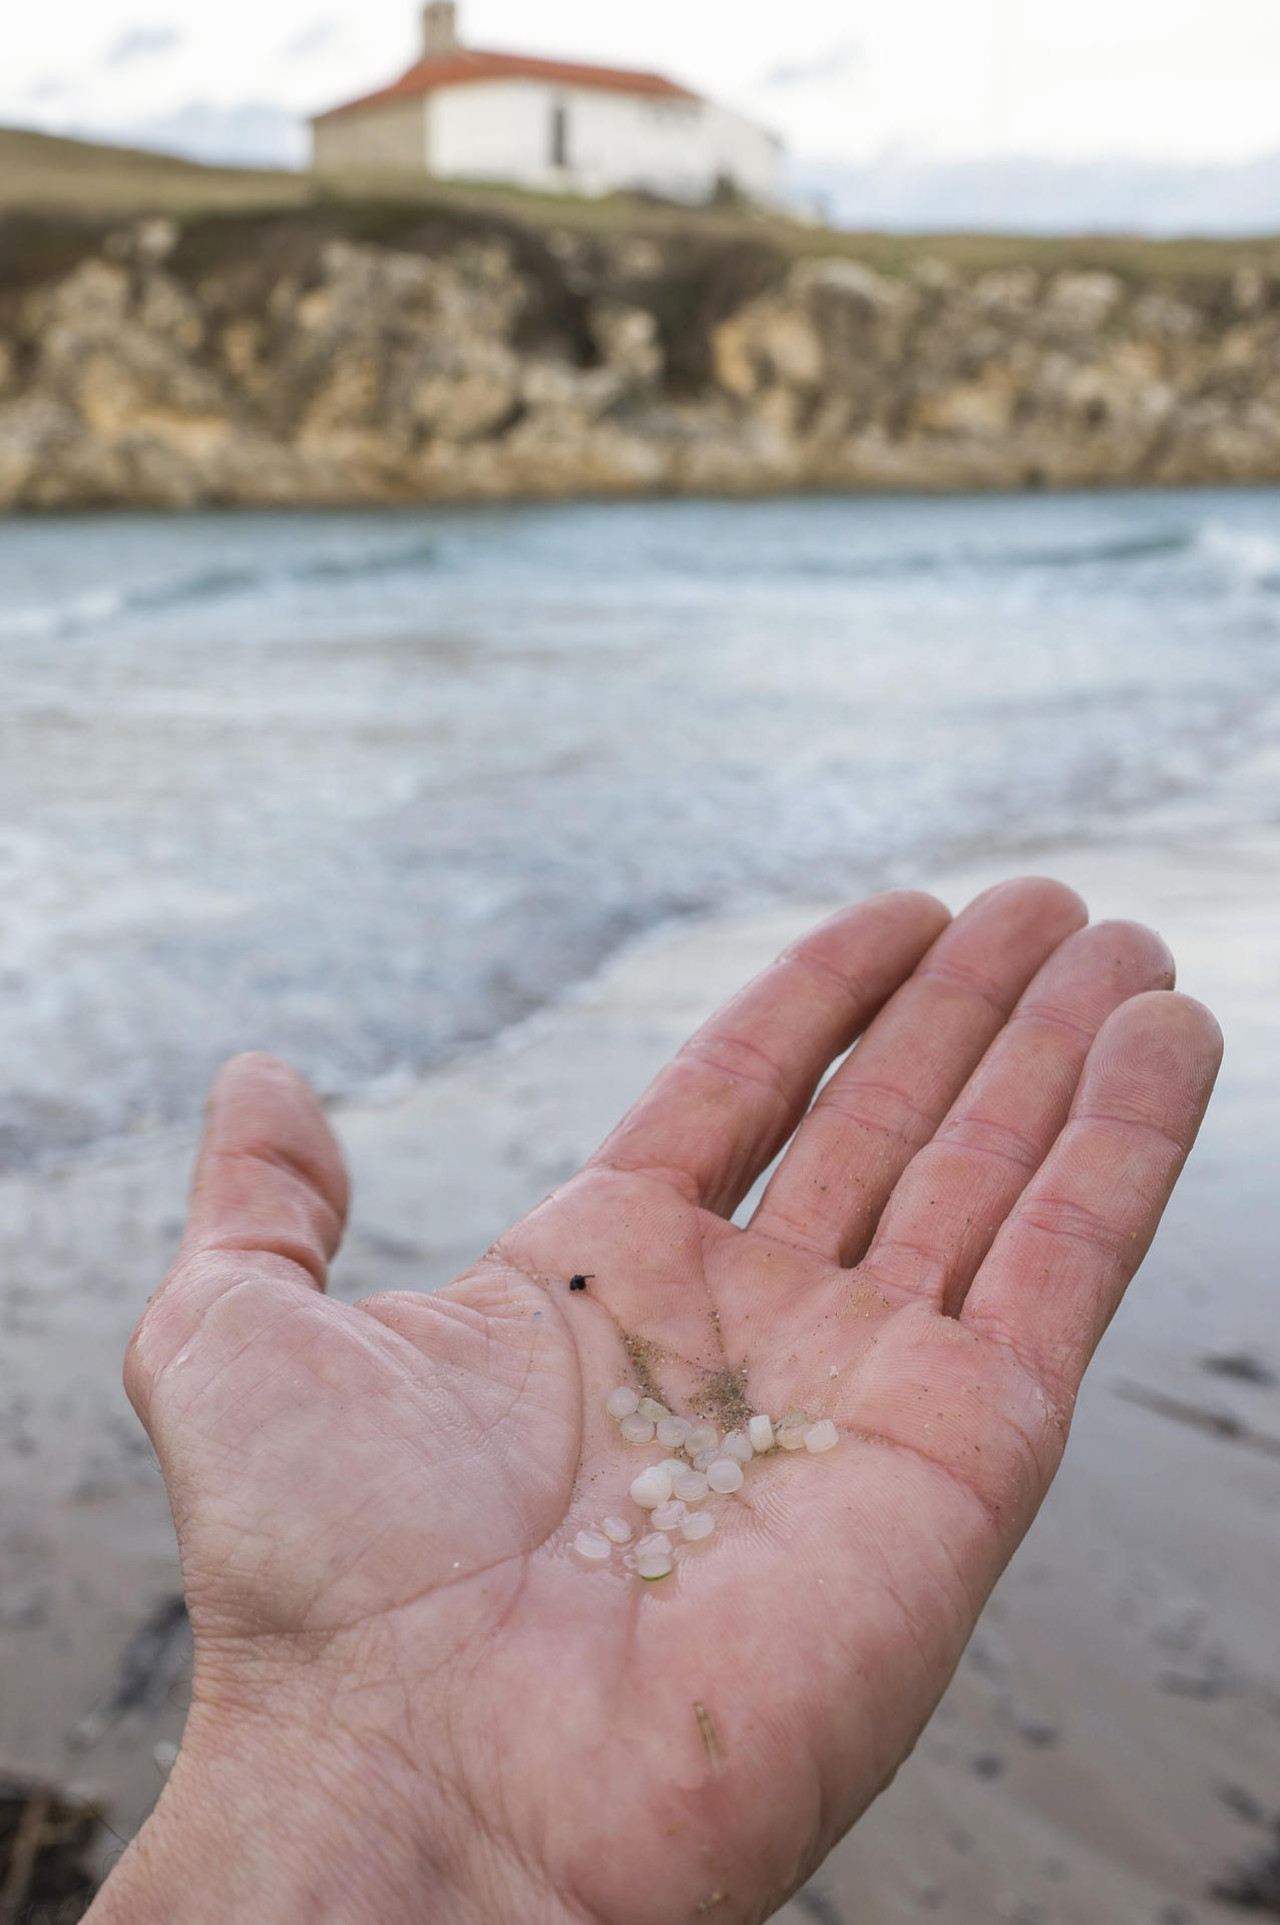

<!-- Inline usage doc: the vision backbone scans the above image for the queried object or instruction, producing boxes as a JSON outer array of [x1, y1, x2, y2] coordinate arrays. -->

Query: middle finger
[[748, 877, 1086, 1264]]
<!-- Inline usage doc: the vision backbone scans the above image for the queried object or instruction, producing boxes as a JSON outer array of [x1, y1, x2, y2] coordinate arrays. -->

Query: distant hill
[[4, 122, 1280, 284], [9, 121, 1280, 256], [0, 125, 309, 215]]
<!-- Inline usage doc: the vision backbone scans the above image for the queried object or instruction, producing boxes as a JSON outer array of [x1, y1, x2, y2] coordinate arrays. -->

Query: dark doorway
[[550, 103, 570, 168]]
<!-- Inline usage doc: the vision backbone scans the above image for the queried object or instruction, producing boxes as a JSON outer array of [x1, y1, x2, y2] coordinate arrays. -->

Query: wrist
[[86, 1681, 567, 1925], [88, 1697, 420, 1925]]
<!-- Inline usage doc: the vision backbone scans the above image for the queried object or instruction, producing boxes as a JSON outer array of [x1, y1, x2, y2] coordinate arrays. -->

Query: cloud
[[106, 25, 182, 67], [282, 20, 338, 60], [25, 76, 70, 101], [88, 100, 307, 168], [762, 42, 863, 90]]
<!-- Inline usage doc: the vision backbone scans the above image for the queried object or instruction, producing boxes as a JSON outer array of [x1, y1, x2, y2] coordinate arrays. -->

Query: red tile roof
[[313, 49, 700, 122]]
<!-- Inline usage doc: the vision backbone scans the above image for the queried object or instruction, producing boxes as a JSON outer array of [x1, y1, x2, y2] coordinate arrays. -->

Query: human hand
[[92, 881, 1221, 1924]]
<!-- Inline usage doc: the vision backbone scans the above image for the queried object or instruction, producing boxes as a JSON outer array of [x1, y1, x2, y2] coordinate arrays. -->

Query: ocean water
[[1, 487, 1278, 1166]]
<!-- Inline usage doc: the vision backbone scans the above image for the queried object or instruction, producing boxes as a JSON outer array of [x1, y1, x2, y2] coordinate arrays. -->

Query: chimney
[[423, 2, 459, 57]]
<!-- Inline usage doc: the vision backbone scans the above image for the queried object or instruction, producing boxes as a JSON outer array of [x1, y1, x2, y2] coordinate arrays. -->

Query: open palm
[[107, 881, 1220, 1925]]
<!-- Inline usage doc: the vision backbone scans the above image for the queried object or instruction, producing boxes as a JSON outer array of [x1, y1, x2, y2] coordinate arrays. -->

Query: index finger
[[587, 891, 952, 1216]]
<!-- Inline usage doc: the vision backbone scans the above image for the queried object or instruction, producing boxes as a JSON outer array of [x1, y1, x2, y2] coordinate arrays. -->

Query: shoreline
[[2, 826, 1278, 1918], [10, 471, 1280, 525], [0, 798, 1260, 1191]]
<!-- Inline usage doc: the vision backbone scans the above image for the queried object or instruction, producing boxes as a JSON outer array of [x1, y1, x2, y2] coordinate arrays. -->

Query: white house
[[311, 3, 781, 206]]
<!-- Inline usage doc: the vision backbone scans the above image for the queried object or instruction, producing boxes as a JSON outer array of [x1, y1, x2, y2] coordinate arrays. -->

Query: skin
[[88, 879, 1223, 1925]]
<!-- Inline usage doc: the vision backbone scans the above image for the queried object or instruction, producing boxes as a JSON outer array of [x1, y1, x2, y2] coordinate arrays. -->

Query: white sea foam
[[0, 589, 127, 640], [1196, 520, 1280, 589]]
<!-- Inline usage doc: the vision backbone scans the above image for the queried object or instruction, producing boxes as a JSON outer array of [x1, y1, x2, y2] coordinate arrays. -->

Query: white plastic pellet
[[636, 1552, 674, 1581], [748, 1414, 775, 1454], [600, 1516, 633, 1545], [805, 1419, 840, 1454], [630, 1466, 674, 1510], [673, 1470, 709, 1503], [607, 1386, 640, 1420], [685, 1423, 719, 1457], [660, 1457, 689, 1481], [637, 1397, 669, 1422], [574, 1529, 613, 1561], [620, 1414, 657, 1445], [707, 1457, 745, 1494], [692, 1450, 718, 1473], [721, 1430, 754, 1465], [635, 1531, 673, 1558], [680, 1510, 715, 1541], [656, 1416, 691, 1449], [777, 1422, 809, 1452], [650, 1500, 687, 1531]]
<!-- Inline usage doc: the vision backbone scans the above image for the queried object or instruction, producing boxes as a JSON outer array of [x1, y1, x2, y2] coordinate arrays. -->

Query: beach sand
[[2, 829, 1278, 1919]]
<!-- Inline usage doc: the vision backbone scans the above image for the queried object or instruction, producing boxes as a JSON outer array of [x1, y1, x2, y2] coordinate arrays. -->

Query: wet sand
[[2, 829, 1278, 1918]]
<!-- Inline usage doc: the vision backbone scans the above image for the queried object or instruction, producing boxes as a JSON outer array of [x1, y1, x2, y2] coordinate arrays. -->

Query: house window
[[550, 102, 569, 168]]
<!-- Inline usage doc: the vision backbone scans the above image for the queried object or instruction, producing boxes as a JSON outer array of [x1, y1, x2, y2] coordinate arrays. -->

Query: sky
[[6, 1, 1280, 228]]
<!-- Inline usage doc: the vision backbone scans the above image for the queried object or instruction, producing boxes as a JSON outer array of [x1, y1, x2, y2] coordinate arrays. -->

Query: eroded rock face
[[1, 210, 1279, 510]]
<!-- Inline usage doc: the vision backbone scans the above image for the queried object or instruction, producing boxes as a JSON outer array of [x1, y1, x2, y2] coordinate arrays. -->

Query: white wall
[[703, 103, 783, 205], [427, 80, 555, 185], [427, 79, 782, 203]]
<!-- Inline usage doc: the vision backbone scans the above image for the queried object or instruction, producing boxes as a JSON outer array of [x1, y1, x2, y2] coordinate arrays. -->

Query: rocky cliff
[[3, 204, 1280, 510]]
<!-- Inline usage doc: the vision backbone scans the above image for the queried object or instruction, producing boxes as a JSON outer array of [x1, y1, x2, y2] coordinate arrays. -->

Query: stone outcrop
[[2, 207, 1280, 510]]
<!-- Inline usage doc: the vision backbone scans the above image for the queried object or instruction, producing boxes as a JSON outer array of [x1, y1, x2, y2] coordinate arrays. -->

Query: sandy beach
[[2, 823, 1279, 1920]]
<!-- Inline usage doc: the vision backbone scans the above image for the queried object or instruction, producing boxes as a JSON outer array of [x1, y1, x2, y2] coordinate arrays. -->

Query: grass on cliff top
[[5, 122, 1280, 285], [0, 126, 309, 215]]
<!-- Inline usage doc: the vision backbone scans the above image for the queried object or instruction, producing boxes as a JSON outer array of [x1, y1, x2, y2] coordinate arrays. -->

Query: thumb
[[125, 1054, 349, 1416]]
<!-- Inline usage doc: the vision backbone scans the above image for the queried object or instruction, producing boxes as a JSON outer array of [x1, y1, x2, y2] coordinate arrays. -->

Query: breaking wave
[[1195, 520, 1280, 589], [0, 537, 442, 641]]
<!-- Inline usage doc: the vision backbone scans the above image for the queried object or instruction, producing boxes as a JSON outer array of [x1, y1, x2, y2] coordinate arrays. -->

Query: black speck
[[569, 1274, 594, 1293]]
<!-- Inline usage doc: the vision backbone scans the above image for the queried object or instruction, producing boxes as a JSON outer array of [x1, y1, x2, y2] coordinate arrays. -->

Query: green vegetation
[[3, 122, 1280, 287], [0, 125, 309, 215]]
